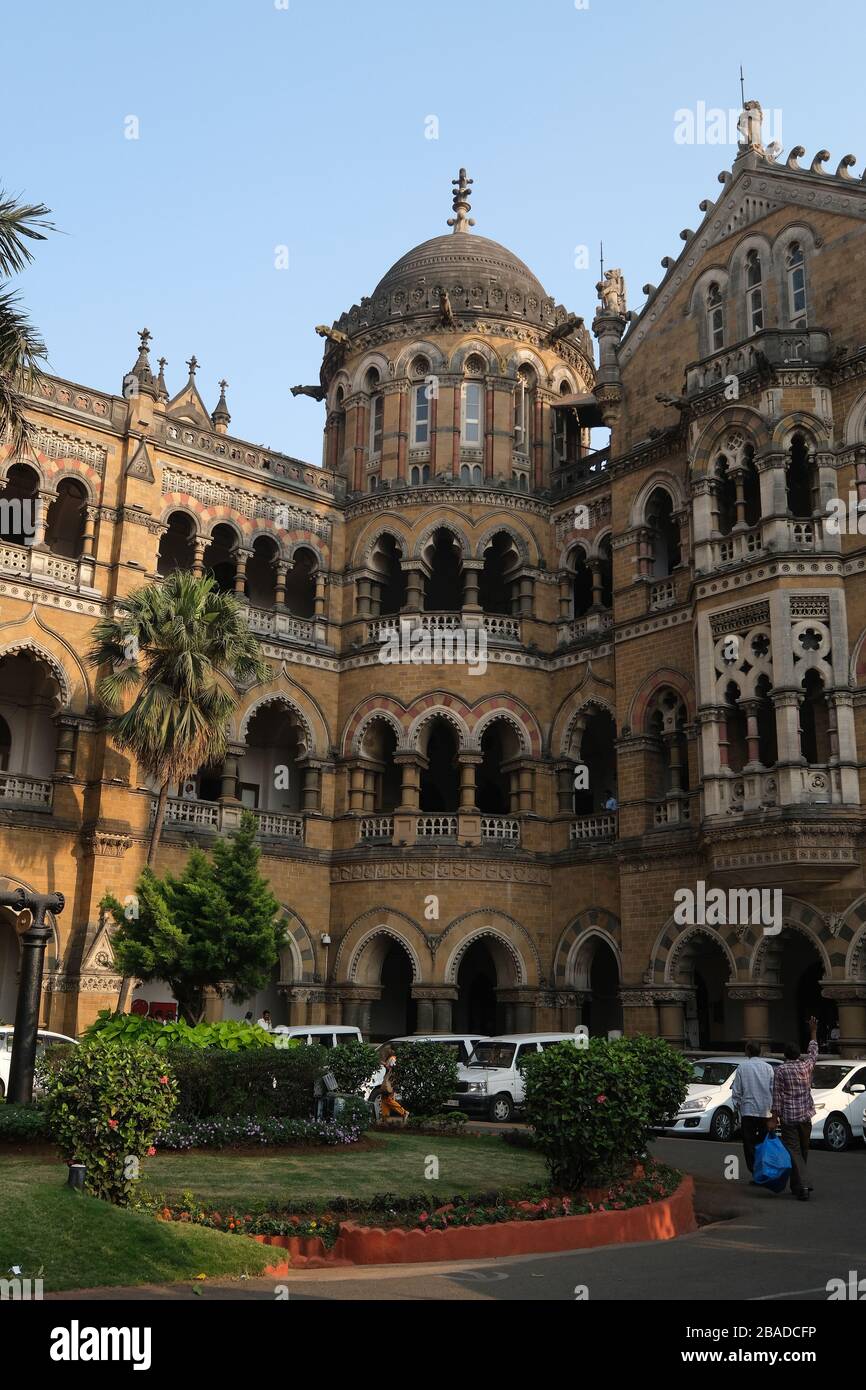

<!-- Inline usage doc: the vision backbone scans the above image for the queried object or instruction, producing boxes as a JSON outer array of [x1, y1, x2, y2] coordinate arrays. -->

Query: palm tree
[[0, 188, 55, 451], [88, 570, 269, 866]]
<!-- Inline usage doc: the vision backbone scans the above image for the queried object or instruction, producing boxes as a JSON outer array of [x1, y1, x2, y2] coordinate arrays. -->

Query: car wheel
[[710, 1107, 735, 1142], [823, 1113, 851, 1152], [489, 1094, 514, 1123]]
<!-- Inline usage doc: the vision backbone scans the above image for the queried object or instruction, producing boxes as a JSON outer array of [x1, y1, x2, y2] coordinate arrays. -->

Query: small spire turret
[[447, 168, 475, 234]]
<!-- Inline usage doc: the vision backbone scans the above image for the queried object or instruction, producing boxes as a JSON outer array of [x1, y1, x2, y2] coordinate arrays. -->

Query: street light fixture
[[0, 888, 66, 1104]]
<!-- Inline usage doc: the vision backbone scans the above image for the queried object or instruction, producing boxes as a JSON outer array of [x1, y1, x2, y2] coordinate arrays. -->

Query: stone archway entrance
[[347, 932, 418, 1041], [455, 939, 502, 1034], [572, 935, 623, 1038], [762, 929, 834, 1052], [669, 931, 740, 1049]]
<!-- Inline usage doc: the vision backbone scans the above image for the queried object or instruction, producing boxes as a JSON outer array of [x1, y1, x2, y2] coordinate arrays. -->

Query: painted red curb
[[255, 1177, 696, 1271]]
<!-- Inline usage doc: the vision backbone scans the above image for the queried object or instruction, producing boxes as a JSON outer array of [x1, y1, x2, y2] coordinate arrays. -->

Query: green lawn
[[0, 1157, 271, 1293], [141, 1133, 546, 1208], [0, 1135, 545, 1291]]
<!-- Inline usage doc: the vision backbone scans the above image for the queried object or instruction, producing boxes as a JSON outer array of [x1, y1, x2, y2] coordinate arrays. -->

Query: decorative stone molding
[[330, 861, 550, 885]]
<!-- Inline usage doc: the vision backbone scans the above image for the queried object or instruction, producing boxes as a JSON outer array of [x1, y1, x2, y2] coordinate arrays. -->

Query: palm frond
[[0, 189, 56, 277]]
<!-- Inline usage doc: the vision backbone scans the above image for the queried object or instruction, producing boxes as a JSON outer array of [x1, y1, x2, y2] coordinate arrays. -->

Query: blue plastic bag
[[753, 1133, 792, 1192]]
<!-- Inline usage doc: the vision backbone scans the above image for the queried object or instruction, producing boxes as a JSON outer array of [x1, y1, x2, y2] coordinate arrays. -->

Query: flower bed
[[154, 1115, 364, 1150], [146, 1161, 693, 1266]]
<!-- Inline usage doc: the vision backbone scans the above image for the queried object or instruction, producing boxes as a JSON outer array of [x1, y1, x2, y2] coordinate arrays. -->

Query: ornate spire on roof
[[212, 378, 231, 433], [447, 168, 475, 234], [156, 356, 168, 401], [185, 354, 199, 382], [126, 326, 156, 396]]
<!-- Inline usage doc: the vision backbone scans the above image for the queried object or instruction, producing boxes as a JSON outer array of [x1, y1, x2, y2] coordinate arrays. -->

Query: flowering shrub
[[155, 1114, 363, 1150], [44, 1041, 178, 1204]]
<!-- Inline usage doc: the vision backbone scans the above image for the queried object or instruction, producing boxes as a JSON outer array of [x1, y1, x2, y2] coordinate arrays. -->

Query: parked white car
[[0, 1026, 77, 1098], [663, 1055, 781, 1142], [390, 1033, 488, 1066], [271, 1024, 363, 1049], [455, 1031, 588, 1123], [810, 1059, 866, 1152]]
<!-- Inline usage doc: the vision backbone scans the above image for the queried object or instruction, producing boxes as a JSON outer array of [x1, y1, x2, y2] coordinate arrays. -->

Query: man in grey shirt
[[731, 1042, 775, 1177]]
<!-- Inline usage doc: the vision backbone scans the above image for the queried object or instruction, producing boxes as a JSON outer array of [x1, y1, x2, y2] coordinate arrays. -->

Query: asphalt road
[[49, 1134, 866, 1302]]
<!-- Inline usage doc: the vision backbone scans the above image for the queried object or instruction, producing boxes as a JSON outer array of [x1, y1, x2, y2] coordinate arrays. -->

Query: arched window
[[514, 366, 535, 453], [570, 547, 593, 619], [367, 369, 384, 458], [707, 282, 725, 351], [461, 380, 483, 446], [0, 462, 40, 546], [786, 433, 815, 518], [724, 681, 748, 775], [714, 456, 737, 536], [44, 478, 87, 558], [423, 528, 463, 611], [411, 382, 430, 447], [755, 673, 777, 767], [157, 511, 196, 577], [800, 669, 830, 764], [284, 546, 316, 618], [333, 386, 346, 468], [480, 532, 519, 615], [418, 717, 460, 812], [246, 536, 279, 608], [646, 488, 681, 576], [409, 463, 430, 485], [745, 251, 764, 334], [598, 535, 613, 608], [648, 690, 690, 796], [786, 242, 807, 325], [553, 382, 580, 467], [460, 463, 483, 484], [203, 524, 239, 593], [370, 533, 406, 615]]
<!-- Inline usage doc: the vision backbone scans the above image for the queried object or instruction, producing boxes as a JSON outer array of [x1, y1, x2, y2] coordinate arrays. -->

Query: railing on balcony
[[359, 815, 394, 842], [0, 773, 53, 808], [480, 816, 520, 844], [558, 611, 614, 645], [244, 605, 315, 644], [649, 579, 677, 611], [716, 526, 764, 566], [570, 814, 617, 843], [685, 328, 832, 397], [654, 797, 691, 827], [416, 814, 458, 839], [153, 797, 304, 840], [366, 613, 521, 644], [0, 541, 92, 590]]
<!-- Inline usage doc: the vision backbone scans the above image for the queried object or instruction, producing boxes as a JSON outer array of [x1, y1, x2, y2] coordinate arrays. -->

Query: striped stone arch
[[278, 909, 317, 985], [438, 909, 541, 987], [44, 461, 99, 501], [158, 503, 201, 534], [749, 897, 837, 981], [844, 897, 866, 979], [690, 406, 769, 477], [554, 695, 616, 761], [771, 411, 832, 452], [627, 668, 696, 733], [646, 917, 741, 986], [236, 690, 321, 760], [553, 909, 622, 990], [473, 518, 536, 565], [848, 627, 866, 686], [413, 514, 472, 561], [408, 701, 473, 752], [352, 519, 412, 570], [342, 696, 409, 756], [469, 696, 542, 757], [0, 637, 73, 708], [283, 537, 327, 567], [334, 908, 431, 985]]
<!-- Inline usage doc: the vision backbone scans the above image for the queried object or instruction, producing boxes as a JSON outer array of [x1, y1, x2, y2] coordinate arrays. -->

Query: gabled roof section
[[166, 354, 212, 427], [618, 102, 866, 367]]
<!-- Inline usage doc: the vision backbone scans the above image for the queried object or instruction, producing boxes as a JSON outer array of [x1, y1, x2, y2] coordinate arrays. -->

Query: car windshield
[[690, 1061, 736, 1086], [469, 1043, 517, 1069], [812, 1064, 853, 1090]]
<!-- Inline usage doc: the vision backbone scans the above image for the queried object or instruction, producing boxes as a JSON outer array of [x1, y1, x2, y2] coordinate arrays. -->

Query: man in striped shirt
[[769, 1016, 819, 1201]]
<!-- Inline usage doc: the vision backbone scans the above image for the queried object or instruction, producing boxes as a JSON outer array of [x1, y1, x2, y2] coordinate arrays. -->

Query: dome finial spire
[[448, 168, 475, 234]]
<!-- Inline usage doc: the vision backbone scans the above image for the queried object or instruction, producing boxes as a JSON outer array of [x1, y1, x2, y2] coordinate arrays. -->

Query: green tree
[[88, 570, 268, 866], [0, 187, 55, 450], [102, 812, 286, 1024]]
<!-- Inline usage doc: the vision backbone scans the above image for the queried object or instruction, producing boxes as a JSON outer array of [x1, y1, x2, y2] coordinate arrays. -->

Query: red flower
[[146, 1146, 156, 1157], [108, 1118, 118, 1129], [159, 1076, 169, 1085], [596, 1094, 608, 1104], [418, 1212, 429, 1223]]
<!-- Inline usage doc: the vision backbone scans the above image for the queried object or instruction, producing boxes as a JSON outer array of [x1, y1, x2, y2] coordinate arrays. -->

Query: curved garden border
[[254, 1176, 696, 1270]]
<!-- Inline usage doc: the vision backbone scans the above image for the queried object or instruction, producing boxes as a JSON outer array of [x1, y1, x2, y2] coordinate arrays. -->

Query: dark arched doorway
[[369, 942, 416, 1041], [455, 939, 500, 1034]]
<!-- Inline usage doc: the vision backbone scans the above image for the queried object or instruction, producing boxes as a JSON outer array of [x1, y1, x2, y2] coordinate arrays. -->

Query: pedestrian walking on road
[[379, 1052, 409, 1124], [769, 1016, 819, 1201], [731, 1042, 774, 1177]]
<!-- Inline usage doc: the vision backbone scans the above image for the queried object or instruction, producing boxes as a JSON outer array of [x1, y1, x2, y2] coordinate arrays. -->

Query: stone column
[[314, 573, 327, 619], [458, 755, 479, 811], [219, 743, 244, 802], [559, 577, 571, 622], [401, 564, 424, 613], [275, 562, 288, 607], [742, 699, 762, 768], [433, 994, 455, 1031], [556, 763, 574, 814], [663, 732, 684, 793], [656, 990, 692, 1047], [81, 505, 98, 559], [773, 688, 806, 805], [727, 985, 781, 1053], [412, 991, 436, 1033], [732, 467, 748, 529], [192, 538, 207, 577], [518, 575, 534, 617], [396, 755, 421, 812], [234, 549, 250, 597], [53, 718, 77, 778], [830, 690, 860, 804], [302, 765, 321, 812], [462, 561, 482, 613], [822, 985, 866, 1059], [356, 576, 373, 618], [348, 764, 366, 813]]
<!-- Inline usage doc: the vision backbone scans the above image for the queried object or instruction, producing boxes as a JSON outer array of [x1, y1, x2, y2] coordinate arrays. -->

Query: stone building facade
[[3, 116, 866, 1055]]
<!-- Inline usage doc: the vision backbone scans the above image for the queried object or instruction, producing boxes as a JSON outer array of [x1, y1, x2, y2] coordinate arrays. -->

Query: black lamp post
[[1, 888, 65, 1105]]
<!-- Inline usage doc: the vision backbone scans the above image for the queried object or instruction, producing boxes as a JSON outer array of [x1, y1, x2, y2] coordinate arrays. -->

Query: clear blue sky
[[5, 0, 861, 465]]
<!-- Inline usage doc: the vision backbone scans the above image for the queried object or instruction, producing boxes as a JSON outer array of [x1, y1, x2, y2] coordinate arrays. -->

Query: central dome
[[372, 231, 547, 302]]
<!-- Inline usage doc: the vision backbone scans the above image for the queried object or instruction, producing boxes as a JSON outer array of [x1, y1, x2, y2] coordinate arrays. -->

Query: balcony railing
[[416, 814, 458, 839], [244, 605, 315, 644], [366, 613, 521, 644], [153, 797, 304, 840], [649, 579, 677, 611], [480, 815, 520, 844], [685, 328, 832, 397], [0, 773, 53, 808], [0, 541, 94, 591], [716, 526, 764, 567], [359, 815, 394, 842], [570, 814, 617, 843], [558, 611, 614, 645], [654, 797, 691, 827]]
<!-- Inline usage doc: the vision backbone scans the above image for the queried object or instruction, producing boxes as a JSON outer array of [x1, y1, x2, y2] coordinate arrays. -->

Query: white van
[[390, 1034, 488, 1067], [455, 1031, 588, 1122], [0, 1026, 77, 1097], [271, 1024, 363, 1049]]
